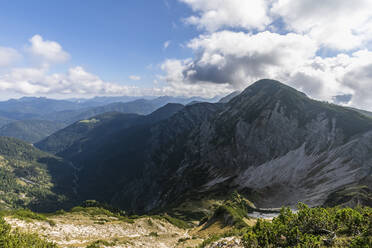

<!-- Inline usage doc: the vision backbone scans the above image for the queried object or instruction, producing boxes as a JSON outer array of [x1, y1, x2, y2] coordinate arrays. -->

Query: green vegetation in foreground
[[68, 200, 134, 223], [0, 216, 56, 248], [193, 193, 371, 248], [0, 209, 56, 226], [1, 196, 371, 248], [241, 203, 371, 248], [201, 191, 269, 229], [68, 200, 191, 228]]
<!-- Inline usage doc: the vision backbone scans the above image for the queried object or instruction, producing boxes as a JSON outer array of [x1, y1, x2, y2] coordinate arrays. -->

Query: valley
[[0, 79, 371, 247], [3, 0, 372, 246]]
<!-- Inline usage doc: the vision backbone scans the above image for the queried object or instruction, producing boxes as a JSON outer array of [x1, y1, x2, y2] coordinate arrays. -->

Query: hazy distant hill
[[0, 96, 218, 143], [0, 120, 66, 143], [0, 97, 87, 116], [43, 97, 219, 124]]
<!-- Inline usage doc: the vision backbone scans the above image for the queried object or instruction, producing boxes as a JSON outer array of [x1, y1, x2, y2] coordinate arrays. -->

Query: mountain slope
[[0, 120, 66, 143], [36, 103, 184, 156], [151, 80, 372, 209], [36, 103, 185, 203], [37, 79, 372, 212], [349, 107, 372, 118], [36, 112, 141, 155], [0, 137, 76, 211], [43, 99, 187, 124], [218, 90, 241, 103]]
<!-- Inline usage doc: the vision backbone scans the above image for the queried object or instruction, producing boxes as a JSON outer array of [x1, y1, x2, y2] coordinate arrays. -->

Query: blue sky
[[0, 0, 195, 85], [1, 0, 372, 110]]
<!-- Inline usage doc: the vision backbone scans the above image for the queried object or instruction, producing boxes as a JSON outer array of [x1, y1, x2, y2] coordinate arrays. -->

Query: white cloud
[[0, 35, 150, 99], [163, 40, 171, 49], [180, 0, 271, 32], [159, 0, 372, 109], [161, 31, 317, 94], [27, 35, 70, 63], [160, 30, 372, 109], [159, 58, 233, 98], [0, 47, 21, 67], [0, 65, 140, 97], [180, 0, 372, 50], [271, 0, 372, 50], [129, 75, 141, 81]]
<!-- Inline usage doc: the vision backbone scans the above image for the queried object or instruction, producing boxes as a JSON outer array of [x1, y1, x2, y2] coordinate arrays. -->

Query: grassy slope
[[0, 137, 75, 212]]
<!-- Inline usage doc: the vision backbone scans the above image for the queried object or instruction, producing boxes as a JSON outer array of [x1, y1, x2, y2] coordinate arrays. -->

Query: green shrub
[[350, 234, 372, 248], [149, 232, 159, 237], [86, 240, 116, 248], [11, 209, 56, 226], [242, 203, 371, 248], [163, 214, 190, 229], [0, 216, 56, 247], [13, 209, 47, 221], [198, 234, 221, 248]]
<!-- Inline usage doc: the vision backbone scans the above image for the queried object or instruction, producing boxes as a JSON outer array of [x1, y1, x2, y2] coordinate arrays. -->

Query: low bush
[[0, 216, 56, 247], [242, 203, 372, 247]]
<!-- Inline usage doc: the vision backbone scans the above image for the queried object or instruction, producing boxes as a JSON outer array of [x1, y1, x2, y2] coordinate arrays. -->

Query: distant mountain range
[[31, 79, 372, 213], [0, 120, 65, 144], [0, 95, 219, 143]]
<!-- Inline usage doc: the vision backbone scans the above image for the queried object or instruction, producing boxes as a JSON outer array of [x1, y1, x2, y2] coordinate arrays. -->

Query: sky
[[1, 1, 372, 110]]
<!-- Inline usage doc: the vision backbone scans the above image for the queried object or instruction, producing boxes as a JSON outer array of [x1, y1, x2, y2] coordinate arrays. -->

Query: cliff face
[[118, 79, 372, 211]]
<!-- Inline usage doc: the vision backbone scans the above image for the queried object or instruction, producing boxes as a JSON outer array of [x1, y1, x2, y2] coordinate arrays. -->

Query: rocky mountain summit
[[37, 79, 372, 212]]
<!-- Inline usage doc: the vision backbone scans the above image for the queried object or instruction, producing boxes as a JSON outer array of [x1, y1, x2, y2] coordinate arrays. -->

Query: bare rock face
[[122, 79, 372, 210]]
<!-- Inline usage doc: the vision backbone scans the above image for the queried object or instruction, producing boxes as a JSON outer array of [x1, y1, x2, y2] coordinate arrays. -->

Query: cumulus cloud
[[183, 31, 316, 86], [180, 0, 271, 32], [0, 47, 21, 67], [157, 0, 372, 109], [160, 58, 233, 97], [161, 31, 320, 96], [129, 75, 141, 81], [180, 0, 372, 50], [27, 35, 70, 63], [0, 65, 139, 97], [160, 31, 372, 108], [0, 35, 144, 98], [271, 0, 372, 50], [340, 50, 372, 109]]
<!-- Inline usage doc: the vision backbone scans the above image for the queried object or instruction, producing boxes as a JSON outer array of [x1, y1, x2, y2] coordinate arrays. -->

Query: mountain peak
[[243, 79, 307, 98], [146, 103, 184, 122], [228, 79, 308, 110], [252, 78, 283, 87]]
